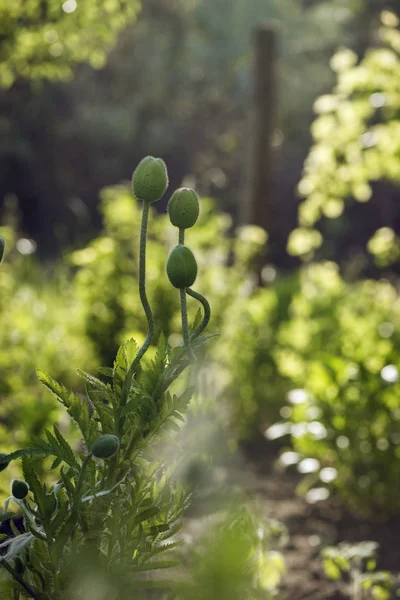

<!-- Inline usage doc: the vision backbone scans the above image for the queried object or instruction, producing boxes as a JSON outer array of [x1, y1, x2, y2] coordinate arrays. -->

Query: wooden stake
[[241, 24, 277, 233]]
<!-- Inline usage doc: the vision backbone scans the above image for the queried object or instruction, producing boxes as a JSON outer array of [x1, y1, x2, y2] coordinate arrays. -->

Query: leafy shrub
[[0, 0, 140, 88], [288, 10, 400, 262], [0, 226, 95, 485], [175, 508, 286, 600], [0, 158, 219, 598], [322, 541, 394, 599], [268, 262, 400, 514], [217, 272, 299, 435]]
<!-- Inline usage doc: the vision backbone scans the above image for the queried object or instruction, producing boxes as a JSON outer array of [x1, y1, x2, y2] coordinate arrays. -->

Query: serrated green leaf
[[98, 367, 114, 378], [59, 467, 76, 499], [22, 456, 47, 519], [149, 540, 184, 556], [113, 339, 139, 393], [77, 369, 109, 391], [50, 457, 62, 470], [53, 426, 80, 470], [48, 493, 69, 536], [0, 512, 15, 523], [137, 507, 160, 522], [37, 369, 99, 444], [9, 519, 21, 537], [54, 510, 78, 559], [133, 560, 180, 571], [3, 447, 47, 463], [191, 307, 202, 331]]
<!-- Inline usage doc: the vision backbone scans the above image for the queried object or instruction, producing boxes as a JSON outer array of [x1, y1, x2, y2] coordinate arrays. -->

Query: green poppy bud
[[11, 480, 29, 500], [132, 156, 168, 203], [91, 434, 120, 460], [0, 453, 9, 473], [0, 237, 5, 264], [166, 245, 198, 289], [168, 188, 200, 229]]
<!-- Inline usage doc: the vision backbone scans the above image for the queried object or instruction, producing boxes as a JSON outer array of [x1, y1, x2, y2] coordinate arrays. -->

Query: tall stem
[[186, 288, 211, 339], [180, 287, 195, 360], [120, 201, 154, 413], [137, 201, 155, 355], [178, 228, 195, 359]]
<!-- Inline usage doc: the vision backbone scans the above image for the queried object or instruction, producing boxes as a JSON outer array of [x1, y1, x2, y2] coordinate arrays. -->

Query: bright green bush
[[0, 158, 287, 600], [217, 272, 299, 435], [322, 541, 394, 599], [0, 0, 140, 88], [0, 157, 216, 599], [268, 262, 400, 514], [0, 225, 95, 490], [288, 10, 400, 262]]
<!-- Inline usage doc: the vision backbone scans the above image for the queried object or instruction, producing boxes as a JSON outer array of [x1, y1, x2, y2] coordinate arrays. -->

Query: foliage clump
[[0, 157, 215, 599], [0, 0, 139, 88], [288, 10, 400, 263]]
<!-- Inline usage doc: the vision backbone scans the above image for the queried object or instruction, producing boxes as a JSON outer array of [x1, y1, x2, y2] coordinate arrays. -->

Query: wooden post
[[241, 24, 277, 232]]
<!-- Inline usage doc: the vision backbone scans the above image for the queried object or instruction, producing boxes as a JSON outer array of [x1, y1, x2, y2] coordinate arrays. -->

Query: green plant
[[69, 185, 270, 418], [288, 10, 400, 262], [322, 541, 394, 600], [0, 0, 140, 88], [0, 225, 95, 483], [0, 157, 213, 599], [267, 262, 400, 514], [174, 507, 286, 600]]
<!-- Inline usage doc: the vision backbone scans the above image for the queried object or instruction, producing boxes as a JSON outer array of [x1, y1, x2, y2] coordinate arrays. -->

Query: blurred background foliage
[[0, 0, 400, 539], [1, 0, 399, 263], [288, 11, 400, 267], [0, 0, 139, 87]]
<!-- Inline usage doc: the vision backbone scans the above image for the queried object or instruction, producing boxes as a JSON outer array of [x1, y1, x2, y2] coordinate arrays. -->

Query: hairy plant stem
[[177, 228, 195, 360], [186, 288, 211, 339], [119, 200, 154, 424], [1, 560, 42, 600], [113, 200, 155, 483], [180, 288, 195, 361]]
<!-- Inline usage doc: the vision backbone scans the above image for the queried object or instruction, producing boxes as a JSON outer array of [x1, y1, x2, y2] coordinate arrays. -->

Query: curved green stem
[[180, 288, 195, 361], [120, 200, 155, 414], [137, 201, 155, 356], [179, 228, 185, 245], [186, 288, 211, 339]]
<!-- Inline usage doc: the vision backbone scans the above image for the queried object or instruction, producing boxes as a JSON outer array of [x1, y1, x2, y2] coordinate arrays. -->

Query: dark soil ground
[[185, 433, 400, 599]]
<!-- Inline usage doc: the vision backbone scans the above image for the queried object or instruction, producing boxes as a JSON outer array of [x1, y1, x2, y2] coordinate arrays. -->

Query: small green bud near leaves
[[168, 188, 200, 229], [91, 434, 120, 460], [132, 156, 168, 203], [166, 245, 198, 289], [0, 237, 5, 264], [11, 479, 29, 500], [0, 452, 9, 473]]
